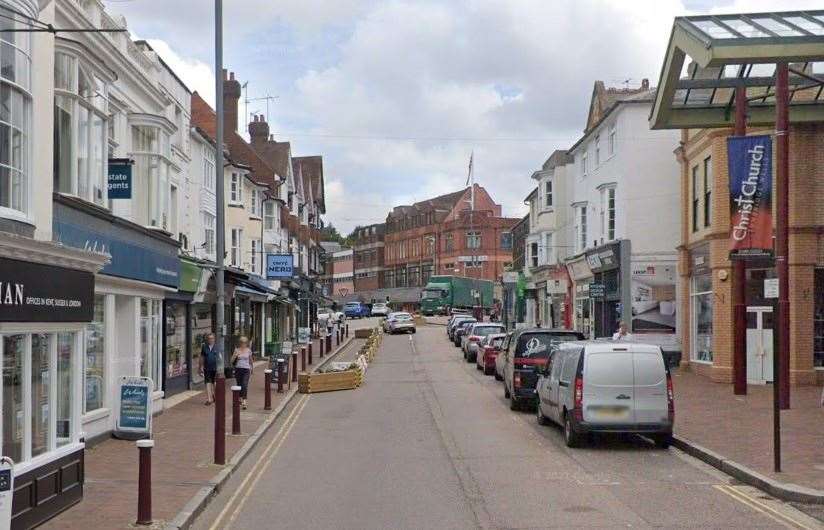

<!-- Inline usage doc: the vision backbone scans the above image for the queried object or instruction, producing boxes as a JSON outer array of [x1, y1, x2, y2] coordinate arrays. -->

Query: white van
[[535, 341, 674, 448]]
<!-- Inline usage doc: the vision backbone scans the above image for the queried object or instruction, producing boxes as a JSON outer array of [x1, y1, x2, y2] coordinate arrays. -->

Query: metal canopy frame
[[650, 10, 824, 129]]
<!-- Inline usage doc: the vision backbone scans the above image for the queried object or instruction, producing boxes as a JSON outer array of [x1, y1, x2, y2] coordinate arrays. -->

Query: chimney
[[641, 78, 649, 90], [223, 70, 242, 134], [249, 113, 270, 144]]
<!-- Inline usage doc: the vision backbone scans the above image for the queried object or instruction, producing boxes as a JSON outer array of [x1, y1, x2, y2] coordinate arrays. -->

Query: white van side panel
[[632, 352, 669, 424], [583, 352, 635, 424]]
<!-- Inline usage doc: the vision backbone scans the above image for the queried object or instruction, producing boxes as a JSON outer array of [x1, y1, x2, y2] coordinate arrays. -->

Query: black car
[[453, 319, 476, 347], [501, 328, 585, 410]]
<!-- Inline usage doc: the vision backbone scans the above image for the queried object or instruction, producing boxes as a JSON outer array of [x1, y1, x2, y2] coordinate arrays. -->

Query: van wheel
[[536, 404, 550, 426], [653, 434, 671, 449], [564, 413, 581, 448]]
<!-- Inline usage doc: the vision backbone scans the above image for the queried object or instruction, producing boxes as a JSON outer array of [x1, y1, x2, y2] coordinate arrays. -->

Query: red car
[[475, 333, 507, 376]]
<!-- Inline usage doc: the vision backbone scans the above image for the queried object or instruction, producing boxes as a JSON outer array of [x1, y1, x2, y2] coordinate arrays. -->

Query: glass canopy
[[650, 10, 824, 129]]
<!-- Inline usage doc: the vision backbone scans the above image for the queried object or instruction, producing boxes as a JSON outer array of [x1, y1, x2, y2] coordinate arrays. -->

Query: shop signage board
[[298, 327, 311, 344], [589, 283, 606, 299], [0, 257, 94, 322], [728, 135, 773, 260], [0, 457, 13, 530], [764, 278, 779, 299], [107, 158, 133, 199], [266, 254, 294, 279], [114, 376, 153, 440]]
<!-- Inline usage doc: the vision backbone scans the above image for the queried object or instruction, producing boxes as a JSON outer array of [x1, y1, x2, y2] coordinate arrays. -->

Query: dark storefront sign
[[0, 257, 94, 322], [107, 158, 133, 199], [728, 135, 773, 260], [53, 197, 179, 288]]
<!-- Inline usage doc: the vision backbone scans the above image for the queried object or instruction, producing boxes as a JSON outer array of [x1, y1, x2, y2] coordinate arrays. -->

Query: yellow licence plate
[[592, 406, 628, 418]]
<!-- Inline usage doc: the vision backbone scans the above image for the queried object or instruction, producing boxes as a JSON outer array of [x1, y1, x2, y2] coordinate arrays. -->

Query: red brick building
[[352, 223, 386, 292], [383, 185, 518, 288]]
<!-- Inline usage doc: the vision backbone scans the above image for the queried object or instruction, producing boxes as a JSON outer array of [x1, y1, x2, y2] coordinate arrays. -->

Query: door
[[746, 306, 774, 384], [583, 352, 635, 425]]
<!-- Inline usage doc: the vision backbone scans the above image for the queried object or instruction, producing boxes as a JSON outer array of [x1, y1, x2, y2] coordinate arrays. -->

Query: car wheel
[[564, 413, 581, 448], [504, 385, 510, 399], [536, 404, 550, 426], [653, 434, 671, 449]]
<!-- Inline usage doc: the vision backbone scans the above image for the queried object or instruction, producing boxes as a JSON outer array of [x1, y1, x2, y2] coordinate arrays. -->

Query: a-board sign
[[0, 457, 13, 530], [115, 376, 153, 440], [298, 327, 311, 344]]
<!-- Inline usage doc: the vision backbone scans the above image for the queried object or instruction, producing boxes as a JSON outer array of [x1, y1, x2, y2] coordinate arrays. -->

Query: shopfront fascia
[[52, 195, 180, 442], [0, 234, 108, 530]]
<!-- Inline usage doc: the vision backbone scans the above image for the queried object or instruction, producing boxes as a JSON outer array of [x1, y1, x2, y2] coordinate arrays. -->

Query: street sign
[[0, 457, 13, 530], [589, 283, 606, 299], [114, 376, 153, 440], [764, 278, 779, 299], [339, 288, 349, 297]]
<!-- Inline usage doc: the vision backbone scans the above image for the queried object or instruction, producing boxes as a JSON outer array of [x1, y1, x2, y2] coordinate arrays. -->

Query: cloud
[[145, 39, 216, 105]]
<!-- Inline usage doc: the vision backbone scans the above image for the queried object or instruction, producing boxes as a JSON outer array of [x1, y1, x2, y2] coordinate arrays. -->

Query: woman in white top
[[231, 336, 254, 409]]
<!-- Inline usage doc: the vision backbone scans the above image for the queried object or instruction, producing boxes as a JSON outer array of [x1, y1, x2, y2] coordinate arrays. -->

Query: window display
[[691, 273, 713, 362], [85, 295, 105, 413]]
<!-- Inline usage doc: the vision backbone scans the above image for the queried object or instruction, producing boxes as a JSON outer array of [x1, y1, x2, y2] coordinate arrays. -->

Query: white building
[[564, 80, 681, 338]]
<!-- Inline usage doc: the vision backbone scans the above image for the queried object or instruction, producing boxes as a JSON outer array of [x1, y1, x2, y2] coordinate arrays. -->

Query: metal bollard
[[214, 377, 226, 465], [308, 343, 313, 365], [136, 439, 154, 525], [320, 338, 325, 358], [231, 385, 241, 435], [276, 359, 285, 393], [264, 369, 272, 410], [336, 329, 340, 347], [301, 346, 307, 372], [291, 352, 298, 383], [326, 334, 332, 353], [346, 324, 349, 338]]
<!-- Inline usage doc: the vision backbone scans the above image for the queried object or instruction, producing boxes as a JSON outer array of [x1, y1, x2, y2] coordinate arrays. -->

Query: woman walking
[[231, 336, 254, 409]]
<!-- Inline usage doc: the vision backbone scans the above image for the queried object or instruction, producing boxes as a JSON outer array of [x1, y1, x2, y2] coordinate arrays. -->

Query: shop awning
[[234, 285, 270, 303]]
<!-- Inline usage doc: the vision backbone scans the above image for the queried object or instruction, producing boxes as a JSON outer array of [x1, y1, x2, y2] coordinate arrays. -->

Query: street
[[193, 322, 821, 530]]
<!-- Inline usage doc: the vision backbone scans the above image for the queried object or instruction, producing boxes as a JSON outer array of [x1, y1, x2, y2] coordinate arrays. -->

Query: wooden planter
[[298, 368, 363, 394]]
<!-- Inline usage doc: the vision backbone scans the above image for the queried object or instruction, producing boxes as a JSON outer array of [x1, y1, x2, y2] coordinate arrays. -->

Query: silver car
[[535, 341, 674, 448], [462, 323, 506, 363], [388, 312, 416, 334]]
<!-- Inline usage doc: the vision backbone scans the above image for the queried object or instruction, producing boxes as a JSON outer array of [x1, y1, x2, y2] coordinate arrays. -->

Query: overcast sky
[[105, 0, 821, 234]]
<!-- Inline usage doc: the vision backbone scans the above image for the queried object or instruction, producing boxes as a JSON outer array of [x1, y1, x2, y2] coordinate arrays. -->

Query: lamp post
[[213, 0, 226, 466]]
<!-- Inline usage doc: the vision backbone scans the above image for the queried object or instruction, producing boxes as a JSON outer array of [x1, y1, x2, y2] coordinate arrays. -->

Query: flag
[[465, 151, 474, 186]]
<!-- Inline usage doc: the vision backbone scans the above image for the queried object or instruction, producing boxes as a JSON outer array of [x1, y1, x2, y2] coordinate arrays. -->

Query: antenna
[[246, 95, 279, 125]]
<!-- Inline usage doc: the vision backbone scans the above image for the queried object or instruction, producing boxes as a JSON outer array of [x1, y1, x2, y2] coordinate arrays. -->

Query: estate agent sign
[[114, 376, 153, 440], [107, 158, 133, 199], [0, 257, 94, 322], [728, 135, 773, 259]]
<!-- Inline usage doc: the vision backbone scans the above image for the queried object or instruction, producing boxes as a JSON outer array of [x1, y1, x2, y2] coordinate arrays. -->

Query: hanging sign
[[266, 254, 294, 279], [728, 135, 773, 260], [114, 376, 153, 440], [107, 158, 133, 199]]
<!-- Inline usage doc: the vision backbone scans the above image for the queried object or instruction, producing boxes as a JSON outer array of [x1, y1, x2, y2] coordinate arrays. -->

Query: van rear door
[[583, 351, 634, 425], [632, 350, 668, 425]]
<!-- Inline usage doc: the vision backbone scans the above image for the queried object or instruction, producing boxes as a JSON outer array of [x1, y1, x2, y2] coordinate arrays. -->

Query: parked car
[[387, 312, 416, 334], [447, 316, 475, 341], [494, 332, 513, 381], [453, 319, 477, 347], [534, 341, 674, 448], [476, 333, 507, 376], [462, 323, 506, 362], [371, 302, 390, 317], [382, 312, 400, 332], [344, 301, 369, 319], [502, 328, 585, 411]]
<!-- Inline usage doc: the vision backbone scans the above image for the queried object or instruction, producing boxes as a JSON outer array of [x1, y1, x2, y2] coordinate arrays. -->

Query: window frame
[[703, 156, 712, 228], [231, 228, 243, 267], [691, 165, 699, 232], [544, 179, 553, 208], [608, 122, 616, 156], [202, 212, 216, 257]]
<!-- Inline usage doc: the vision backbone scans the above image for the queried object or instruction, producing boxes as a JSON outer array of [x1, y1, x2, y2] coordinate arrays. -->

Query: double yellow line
[[209, 394, 311, 530], [714, 484, 818, 529]]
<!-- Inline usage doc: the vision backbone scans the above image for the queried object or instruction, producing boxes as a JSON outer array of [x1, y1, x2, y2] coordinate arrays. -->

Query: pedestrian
[[231, 336, 254, 409], [612, 321, 633, 341], [199, 333, 219, 405]]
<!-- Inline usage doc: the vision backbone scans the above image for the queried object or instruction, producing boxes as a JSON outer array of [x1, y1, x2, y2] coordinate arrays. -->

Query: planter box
[[298, 369, 363, 394]]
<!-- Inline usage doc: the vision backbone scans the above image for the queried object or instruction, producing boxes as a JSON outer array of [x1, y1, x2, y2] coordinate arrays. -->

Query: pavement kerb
[[164, 335, 358, 530], [672, 434, 824, 505]]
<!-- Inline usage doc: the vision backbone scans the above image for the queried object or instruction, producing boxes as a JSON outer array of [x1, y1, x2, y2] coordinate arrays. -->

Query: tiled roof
[[387, 188, 468, 219], [293, 156, 325, 213]]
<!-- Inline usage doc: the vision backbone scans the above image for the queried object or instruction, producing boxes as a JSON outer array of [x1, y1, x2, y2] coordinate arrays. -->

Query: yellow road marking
[[714, 484, 817, 530], [209, 394, 311, 530]]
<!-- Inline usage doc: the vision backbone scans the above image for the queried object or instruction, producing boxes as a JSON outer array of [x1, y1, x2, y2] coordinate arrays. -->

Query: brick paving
[[42, 334, 359, 530], [673, 369, 824, 490]]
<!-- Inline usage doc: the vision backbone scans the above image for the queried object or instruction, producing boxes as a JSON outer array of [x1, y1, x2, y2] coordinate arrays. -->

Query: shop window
[[31, 334, 50, 458], [56, 332, 75, 447], [166, 303, 188, 380], [84, 295, 105, 413], [2, 334, 24, 462], [691, 274, 713, 362], [140, 299, 162, 390]]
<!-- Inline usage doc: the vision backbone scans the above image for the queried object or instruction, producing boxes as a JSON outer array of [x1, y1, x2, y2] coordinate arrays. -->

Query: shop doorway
[[746, 306, 773, 384]]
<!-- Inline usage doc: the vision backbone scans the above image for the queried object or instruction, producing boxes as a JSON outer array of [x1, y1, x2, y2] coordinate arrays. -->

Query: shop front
[[0, 237, 108, 529], [567, 255, 593, 337]]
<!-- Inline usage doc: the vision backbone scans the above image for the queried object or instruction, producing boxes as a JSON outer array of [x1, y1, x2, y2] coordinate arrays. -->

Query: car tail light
[[514, 372, 521, 388], [666, 372, 675, 423], [573, 376, 583, 422]]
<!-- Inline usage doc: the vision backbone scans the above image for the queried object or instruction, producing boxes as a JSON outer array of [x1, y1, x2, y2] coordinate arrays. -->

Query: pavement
[[189, 321, 823, 530], [673, 368, 824, 494], [41, 319, 379, 530]]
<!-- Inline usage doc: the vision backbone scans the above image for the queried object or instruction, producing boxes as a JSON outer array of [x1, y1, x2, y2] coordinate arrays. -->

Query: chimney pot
[[230, 72, 235, 80], [222, 68, 228, 80]]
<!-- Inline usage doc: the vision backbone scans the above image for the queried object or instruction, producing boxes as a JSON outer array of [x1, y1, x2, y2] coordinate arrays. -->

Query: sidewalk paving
[[42, 333, 360, 530], [673, 369, 824, 493]]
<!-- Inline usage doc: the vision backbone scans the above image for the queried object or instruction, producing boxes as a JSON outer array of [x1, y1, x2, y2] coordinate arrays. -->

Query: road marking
[[208, 394, 311, 530], [714, 484, 818, 529]]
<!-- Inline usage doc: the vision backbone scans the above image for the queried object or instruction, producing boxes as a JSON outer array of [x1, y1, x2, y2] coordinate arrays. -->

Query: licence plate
[[592, 406, 628, 418]]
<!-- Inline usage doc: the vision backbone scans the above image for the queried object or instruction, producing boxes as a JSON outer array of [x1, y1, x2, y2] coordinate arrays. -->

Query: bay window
[[132, 124, 173, 230], [203, 212, 215, 256], [264, 201, 276, 230], [54, 52, 108, 207], [0, 18, 31, 218]]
